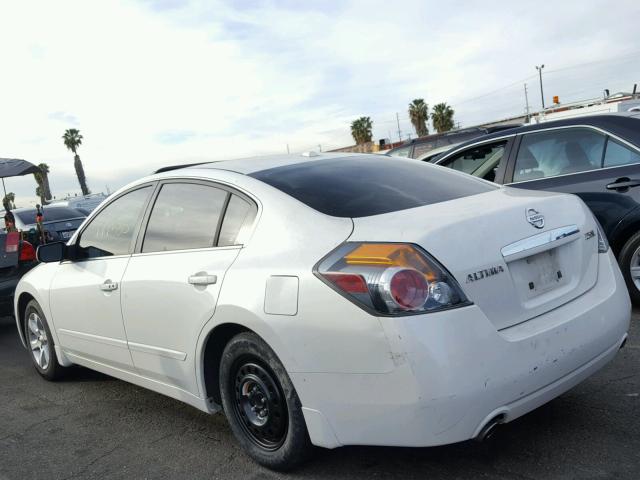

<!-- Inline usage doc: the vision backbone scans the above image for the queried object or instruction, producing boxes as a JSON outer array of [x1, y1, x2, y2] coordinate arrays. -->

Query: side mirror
[[36, 242, 67, 263]]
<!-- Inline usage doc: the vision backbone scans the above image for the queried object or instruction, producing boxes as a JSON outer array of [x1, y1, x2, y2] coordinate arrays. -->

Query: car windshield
[[250, 156, 495, 218], [15, 207, 85, 225]]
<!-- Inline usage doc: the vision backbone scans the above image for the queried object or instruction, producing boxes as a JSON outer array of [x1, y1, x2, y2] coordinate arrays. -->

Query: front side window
[[78, 186, 151, 258], [442, 141, 507, 182], [142, 183, 227, 253], [513, 128, 605, 182], [603, 138, 640, 168]]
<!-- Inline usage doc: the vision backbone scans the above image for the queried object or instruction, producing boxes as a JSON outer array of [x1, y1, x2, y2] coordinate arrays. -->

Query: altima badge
[[526, 208, 545, 229], [466, 265, 504, 283]]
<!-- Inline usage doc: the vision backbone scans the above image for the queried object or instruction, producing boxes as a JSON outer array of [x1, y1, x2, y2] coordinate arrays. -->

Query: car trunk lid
[[348, 187, 599, 330]]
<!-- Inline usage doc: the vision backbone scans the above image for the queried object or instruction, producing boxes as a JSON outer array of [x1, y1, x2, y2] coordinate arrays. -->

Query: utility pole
[[524, 83, 531, 121], [396, 113, 402, 142], [535, 64, 545, 109], [286, 143, 290, 154]]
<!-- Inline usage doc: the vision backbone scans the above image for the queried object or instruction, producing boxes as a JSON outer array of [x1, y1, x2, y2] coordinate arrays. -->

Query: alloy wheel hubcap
[[631, 246, 640, 291], [233, 361, 287, 450], [27, 312, 50, 370]]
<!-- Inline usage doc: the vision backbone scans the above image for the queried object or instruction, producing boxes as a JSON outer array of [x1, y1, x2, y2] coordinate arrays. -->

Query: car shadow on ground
[[0, 315, 113, 383]]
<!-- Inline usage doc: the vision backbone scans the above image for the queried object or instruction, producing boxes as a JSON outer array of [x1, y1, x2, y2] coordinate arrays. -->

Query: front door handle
[[100, 280, 118, 292], [188, 273, 218, 286], [606, 178, 640, 191]]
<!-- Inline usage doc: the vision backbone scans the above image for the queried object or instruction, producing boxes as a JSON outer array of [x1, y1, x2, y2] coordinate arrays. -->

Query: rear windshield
[[16, 207, 85, 225], [250, 156, 495, 217]]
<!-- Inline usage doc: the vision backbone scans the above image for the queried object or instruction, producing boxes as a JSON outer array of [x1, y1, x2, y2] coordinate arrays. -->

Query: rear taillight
[[593, 217, 609, 253], [315, 243, 468, 316], [5, 232, 20, 253], [19, 241, 36, 263]]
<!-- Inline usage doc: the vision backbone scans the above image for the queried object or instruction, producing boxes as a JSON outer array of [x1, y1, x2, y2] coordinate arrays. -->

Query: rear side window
[[218, 195, 257, 246], [513, 128, 605, 181], [388, 145, 411, 158], [142, 183, 227, 253], [412, 141, 437, 158], [16, 207, 84, 225], [603, 138, 640, 168], [250, 156, 495, 218]]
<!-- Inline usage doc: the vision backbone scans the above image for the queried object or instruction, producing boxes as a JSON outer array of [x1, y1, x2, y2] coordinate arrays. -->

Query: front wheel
[[24, 300, 66, 380], [619, 231, 640, 305], [219, 332, 312, 471]]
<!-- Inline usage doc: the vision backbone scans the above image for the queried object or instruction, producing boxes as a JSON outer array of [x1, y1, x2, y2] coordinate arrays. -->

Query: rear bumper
[[0, 276, 21, 316], [292, 250, 631, 448]]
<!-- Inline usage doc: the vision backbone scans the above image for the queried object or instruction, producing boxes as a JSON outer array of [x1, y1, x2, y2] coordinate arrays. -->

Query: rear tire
[[619, 231, 640, 305], [219, 332, 312, 471], [24, 300, 65, 381]]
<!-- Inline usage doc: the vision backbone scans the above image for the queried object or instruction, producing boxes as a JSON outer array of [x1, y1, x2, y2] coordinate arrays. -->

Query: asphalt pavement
[[1, 312, 639, 480]]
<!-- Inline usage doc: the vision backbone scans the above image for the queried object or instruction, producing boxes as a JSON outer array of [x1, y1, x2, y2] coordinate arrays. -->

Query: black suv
[[388, 125, 520, 159], [432, 113, 640, 302]]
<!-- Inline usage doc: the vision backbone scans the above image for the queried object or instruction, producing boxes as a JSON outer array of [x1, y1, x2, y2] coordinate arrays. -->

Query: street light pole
[[535, 64, 545, 109]]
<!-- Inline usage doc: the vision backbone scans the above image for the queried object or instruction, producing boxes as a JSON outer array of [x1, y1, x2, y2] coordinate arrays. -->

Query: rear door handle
[[188, 273, 217, 286], [100, 280, 118, 292], [606, 178, 640, 191]]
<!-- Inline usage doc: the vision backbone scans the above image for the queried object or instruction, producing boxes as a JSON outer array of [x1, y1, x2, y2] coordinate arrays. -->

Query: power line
[[447, 50, 640, 109], [449, 74, 538, 107], [544, 50, 640, 75]]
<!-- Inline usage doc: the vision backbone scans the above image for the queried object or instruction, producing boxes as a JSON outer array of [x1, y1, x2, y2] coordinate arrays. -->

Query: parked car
[[15, 154, 629, 470], [388, 124, 520, 159], [11, 205, 86, 242], [432, 112, 640, 302], [0, 158, 46, 316], [0, 232, 37, 316], [49, 193, 109, 214]]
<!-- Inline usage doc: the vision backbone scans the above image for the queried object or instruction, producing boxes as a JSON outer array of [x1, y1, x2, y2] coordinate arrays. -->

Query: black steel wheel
[[219, 332, 312, 471], [232, 360, 288, 450]]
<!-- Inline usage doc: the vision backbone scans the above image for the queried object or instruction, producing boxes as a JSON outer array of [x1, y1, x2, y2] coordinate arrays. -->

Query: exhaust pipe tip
[[475, 414, 505, 442]]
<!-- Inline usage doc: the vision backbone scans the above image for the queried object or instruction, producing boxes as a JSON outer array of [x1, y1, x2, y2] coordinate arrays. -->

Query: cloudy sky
[[1, 0, 639, 206]]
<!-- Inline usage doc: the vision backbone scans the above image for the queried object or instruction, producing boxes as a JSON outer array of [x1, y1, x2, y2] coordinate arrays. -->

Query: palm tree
[[3, 192, 15, 211], [33, 163, 52, 205], [62, 128, 90, 196], [350, 117, 373, 145], [431, 103, 455, 133], [408, 99, 429, 137], [35, 185, 46, 205], [38, 163, 52, 201]]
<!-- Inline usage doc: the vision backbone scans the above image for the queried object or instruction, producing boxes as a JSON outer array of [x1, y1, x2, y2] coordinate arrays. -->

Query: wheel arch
[[201, 322, 251, 406], [196, 307, 301, 410], [611, 214, 640, 256], [16, 291, 36, 347]]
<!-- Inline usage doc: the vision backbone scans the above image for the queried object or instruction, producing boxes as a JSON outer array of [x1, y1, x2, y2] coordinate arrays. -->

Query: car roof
[[158, 152, 371, 176], [444, 113, 640, 155]]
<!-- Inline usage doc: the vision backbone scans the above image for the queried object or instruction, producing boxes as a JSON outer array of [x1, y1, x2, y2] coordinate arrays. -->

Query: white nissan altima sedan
[[15, 153, 630, 470]]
